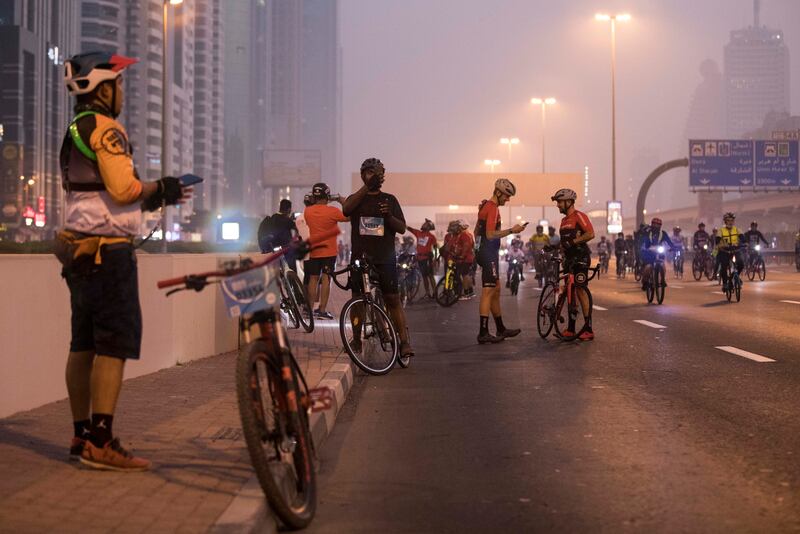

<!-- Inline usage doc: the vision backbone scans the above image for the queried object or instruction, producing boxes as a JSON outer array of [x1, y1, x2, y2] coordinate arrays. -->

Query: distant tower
[[724, 0, 790, 137]]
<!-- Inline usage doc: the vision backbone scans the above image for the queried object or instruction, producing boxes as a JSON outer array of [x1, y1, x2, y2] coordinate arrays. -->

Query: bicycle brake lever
[[185, 275, 208, 292], [165, 287, 187, 297]]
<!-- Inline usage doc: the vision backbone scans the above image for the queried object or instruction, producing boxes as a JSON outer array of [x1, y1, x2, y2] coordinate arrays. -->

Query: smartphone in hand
[[179, 173, 203, 187]]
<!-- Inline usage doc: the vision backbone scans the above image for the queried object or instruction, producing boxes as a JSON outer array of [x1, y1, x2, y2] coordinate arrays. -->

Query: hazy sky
[[340, 0, 800, 211]]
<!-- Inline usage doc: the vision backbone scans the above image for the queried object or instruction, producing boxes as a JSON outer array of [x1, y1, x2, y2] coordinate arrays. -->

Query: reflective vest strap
[[69, 111, 98, 162]]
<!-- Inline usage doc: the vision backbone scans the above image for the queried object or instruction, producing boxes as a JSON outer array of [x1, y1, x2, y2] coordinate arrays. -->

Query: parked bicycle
[[157, 237, 335, 530], [435, 258, 463, 307], [537, 258, 600, 341], [331, 258, 406, 374], [745, 244, 766, 281]]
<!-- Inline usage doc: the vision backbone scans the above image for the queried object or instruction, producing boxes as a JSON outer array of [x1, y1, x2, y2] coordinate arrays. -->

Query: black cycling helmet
[[303, 194, 314, 207], [421, 218, 435, 231], [698, 222, 706, 228], [312, 182, 330, 200], [536, 225, 543, 232], [618, 232, 624, 238], [360, 157, 385, 176], [750, 221, 758, 227], [723, 212, 735, 221]]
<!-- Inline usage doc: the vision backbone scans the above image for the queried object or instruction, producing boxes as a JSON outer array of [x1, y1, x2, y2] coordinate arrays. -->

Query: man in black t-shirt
[[342, 157, 414, 358], [258, 199, 299, 270]]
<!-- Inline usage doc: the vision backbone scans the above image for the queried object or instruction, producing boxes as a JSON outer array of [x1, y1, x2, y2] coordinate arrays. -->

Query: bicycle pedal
[[307, 387, 334, 412]]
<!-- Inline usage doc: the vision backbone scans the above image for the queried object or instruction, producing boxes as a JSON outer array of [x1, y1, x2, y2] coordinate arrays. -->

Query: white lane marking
[[711, 291, 724, 295], [592, 305, 608, 311], [715, 346, 775, 363], [634, 320, 667, 329], [780, 300, 800, 305], [671, 285, 684, 289]]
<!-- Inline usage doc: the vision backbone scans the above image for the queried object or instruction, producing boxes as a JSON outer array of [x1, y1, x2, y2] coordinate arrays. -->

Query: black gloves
[[142, 176, 183, 212]]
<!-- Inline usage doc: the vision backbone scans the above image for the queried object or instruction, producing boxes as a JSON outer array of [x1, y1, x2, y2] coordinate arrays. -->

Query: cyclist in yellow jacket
[[717, 212, 744, 289]]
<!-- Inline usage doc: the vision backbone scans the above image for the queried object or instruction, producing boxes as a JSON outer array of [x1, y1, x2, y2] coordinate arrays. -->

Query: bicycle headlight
[[273, 247, 281, 252], [703, 244, 708, 250], [657, 246, 665, 254], [354, 259, 360, 267], [401, 263, 408, 269], [755, 244, 761, 251]]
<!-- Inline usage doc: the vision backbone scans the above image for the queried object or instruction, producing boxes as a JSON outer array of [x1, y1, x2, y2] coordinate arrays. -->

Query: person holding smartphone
[[475, 178, 526, 344]]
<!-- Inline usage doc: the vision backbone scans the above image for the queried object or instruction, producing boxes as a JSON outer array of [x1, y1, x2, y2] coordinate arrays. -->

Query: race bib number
[[417, 236, 429, 247], [360, 216, 385, 236], [220, 265, 280, 318]]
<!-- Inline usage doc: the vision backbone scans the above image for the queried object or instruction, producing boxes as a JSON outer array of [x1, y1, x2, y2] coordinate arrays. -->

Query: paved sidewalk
[[0, 286, 352, 533]]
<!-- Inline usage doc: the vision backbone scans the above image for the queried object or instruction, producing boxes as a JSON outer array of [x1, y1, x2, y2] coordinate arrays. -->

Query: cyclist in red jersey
[[552, 188, 595, 341], [475, 179, 527, 344], [407, 218, 438, 298]]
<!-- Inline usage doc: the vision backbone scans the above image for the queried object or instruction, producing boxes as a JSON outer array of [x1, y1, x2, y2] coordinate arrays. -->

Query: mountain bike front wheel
[[236, 340, 316, 530], [286, 271, 314, 333]]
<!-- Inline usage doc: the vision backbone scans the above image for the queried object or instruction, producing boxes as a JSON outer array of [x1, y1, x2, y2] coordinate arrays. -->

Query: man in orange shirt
[[304, 183, 348, 319], [406, 218, 438, 298]]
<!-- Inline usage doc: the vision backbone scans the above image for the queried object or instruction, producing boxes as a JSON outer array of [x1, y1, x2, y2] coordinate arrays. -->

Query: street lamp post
[[483, 159, 501, 175], [530, 97, 556, 218], [161, 0, 183, 252], [595, 12, 630, 203], [499, 137, 520, 166]]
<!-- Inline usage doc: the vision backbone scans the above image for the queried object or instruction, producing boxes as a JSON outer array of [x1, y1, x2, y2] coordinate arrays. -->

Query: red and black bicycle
[[536, 258, 600, 341]]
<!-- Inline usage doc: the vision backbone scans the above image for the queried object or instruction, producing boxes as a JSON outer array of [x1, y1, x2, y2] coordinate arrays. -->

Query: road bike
[[537, 258, 600, 341], [435, 258, 463, 307], [720, 246, 743, 302], [745, 245, 766, 281], [331, 257, 405, 374], [643, 245, 668, 305], [672, 248, 684, 279], [508, 258, 524, 296], [692, 245, 714, 281], [397, 253, 421, 306], [157, 238, 335, 530]]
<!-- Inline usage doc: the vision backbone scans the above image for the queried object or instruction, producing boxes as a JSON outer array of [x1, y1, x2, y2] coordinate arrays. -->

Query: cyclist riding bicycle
[[59, 52, 192, 471], [528, 225, 550, 279], [692, 222, 709, 252], [506, 237, 526, 287], [552, 188, 595, 341], [710, 227, 721, 279], [743, 221, 768, 261], [639, 217, 674, 291], [614, 232, 626, 271], [717, 212, 745, 289], [633, 223, 649, 269], [475, 179, 526, 343], [596, 236, 611, 269], [671, 226, 686, 267]]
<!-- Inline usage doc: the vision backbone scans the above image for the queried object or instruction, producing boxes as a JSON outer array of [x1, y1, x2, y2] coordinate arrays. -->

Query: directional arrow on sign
[[781, 179, 792, 185], [700, 178, 711, 185], [740, 179, 751, 185]]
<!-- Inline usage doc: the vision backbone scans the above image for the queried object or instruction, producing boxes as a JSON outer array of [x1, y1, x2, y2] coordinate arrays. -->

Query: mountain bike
[[692, 245, 714, 281], [331, 258, 404, 374], [643, 245, 668, 305], [273, 253, 314, 333], [672, 248, 684, 279], [537, 258, 600, 341], [720, 246, 743, 302], [745, 245, 766, 281], [435, 258, 463, 307], [508, 258, 524, 296], [157, 238, 335, 530]]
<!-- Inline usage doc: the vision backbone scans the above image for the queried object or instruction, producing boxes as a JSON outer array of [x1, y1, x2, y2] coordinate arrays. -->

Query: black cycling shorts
[[477, 249, 500, 287], [564, 249, 591, 276], [65, 245, 142, 360], [305, 256, 336, 277], [418, 258, 433, 276], [352, 261, 399, 296]]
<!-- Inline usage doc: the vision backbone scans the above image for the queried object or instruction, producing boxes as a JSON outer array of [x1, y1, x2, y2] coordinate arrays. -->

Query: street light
[[483, 159, 501, 175], [160, 0, 183, 251], [595, 12, 631, 203], [531, 97, 557, 218], [499, 137, 520, 165]]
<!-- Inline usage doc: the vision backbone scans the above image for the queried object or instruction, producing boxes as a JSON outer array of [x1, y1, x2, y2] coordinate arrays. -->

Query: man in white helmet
[[552, 188, 595, 341], [475, 178, 527, 344], [58, 52, 192, 471]]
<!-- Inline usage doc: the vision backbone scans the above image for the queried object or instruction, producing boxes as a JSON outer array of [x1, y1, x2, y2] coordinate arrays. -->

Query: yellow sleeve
[[90, 116, 142, 204]]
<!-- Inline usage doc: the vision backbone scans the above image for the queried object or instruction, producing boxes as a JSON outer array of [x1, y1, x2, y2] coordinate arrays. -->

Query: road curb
[[211, 358, 356, 533]]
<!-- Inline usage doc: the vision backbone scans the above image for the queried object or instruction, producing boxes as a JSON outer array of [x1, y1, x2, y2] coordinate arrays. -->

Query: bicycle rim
[[747, 265, 755, 281], [656, 266, 666, 305], [339, 297, 397, 375], [536, 284, 556, 339], [287, 271, 314, 333], [236, 340, 316, 529], [735, 276, 741, 302], [758, 260, 766, 281]]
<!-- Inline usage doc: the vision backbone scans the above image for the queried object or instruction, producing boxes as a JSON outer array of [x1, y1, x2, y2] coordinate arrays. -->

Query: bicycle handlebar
[[156, 228, 340, 291]]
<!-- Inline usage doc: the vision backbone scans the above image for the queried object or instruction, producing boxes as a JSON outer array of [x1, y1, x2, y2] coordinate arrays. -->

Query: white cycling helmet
[[494, 178, 516, 197], [551, 188, 577, 202], [64, 52, 138, 96]]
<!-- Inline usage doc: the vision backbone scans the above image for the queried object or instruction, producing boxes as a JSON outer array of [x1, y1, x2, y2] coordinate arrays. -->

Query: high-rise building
[[222, 0, 269, 218], [193, 0, 224, 214], [724, 1, 790, 138], [0, 0, 80, 239]]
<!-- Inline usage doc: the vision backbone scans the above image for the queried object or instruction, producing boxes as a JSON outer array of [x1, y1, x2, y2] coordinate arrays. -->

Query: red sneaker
[[69, 437, 86, 461], [560, 330, 575, 339], [80, 438, 151, 472], [578, 330, 595, 341]]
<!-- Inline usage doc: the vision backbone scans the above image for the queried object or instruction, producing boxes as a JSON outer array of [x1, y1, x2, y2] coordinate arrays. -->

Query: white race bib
[[360, 216, 385, 236], [417, 236, 429, 247]]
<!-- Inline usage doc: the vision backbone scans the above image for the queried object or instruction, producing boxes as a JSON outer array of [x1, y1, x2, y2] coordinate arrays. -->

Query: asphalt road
[[306, 262, 800, 533]]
